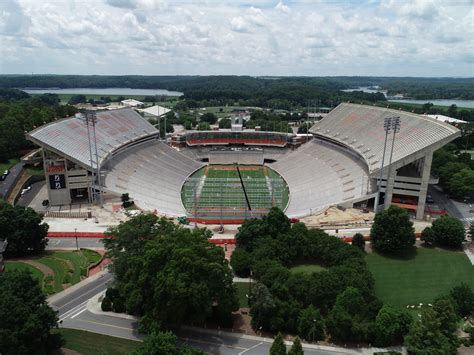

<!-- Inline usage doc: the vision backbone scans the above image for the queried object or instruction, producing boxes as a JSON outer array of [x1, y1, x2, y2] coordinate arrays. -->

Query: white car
[[20, 186, 32, 196]]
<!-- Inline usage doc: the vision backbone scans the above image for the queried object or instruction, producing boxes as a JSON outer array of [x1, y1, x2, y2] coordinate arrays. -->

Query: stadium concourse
[[26, 102, 460, 225]]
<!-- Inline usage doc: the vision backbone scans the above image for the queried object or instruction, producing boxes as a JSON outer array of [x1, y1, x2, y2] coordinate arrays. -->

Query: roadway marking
[[238, 341, 264, 354], [54, 278, 110, 311], [70, 306, 88, 319], [59, 299, 90, 321], [72, 318, 138, 331], [180, 337, 246, 351]]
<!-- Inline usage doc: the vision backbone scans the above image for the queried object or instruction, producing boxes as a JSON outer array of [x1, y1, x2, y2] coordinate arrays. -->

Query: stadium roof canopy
[[139, 105, 171, 117], [310, 103, 461, 175], [425, 114, 467, 124], [27, 108, 158, 170]]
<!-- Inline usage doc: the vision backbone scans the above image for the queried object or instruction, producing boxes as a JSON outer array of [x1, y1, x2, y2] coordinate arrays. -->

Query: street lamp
[[74, 228, 79, 252]]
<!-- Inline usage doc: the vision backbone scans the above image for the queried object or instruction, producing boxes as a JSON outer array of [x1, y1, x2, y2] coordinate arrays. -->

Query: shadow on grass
[[375, 246, 418, 260]]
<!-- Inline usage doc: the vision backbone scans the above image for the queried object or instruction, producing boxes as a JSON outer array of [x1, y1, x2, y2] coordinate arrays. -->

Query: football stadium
[[26, 102, 461, 224]]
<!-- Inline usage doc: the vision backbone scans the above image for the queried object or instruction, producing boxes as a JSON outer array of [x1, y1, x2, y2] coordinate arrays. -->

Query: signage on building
[[49, 174, 66, 189]]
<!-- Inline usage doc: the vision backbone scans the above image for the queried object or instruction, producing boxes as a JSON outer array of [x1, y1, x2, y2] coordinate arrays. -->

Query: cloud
[[105, 0, 137, 9], [0, 0, 31, 35], [0, 0, 472, 76]]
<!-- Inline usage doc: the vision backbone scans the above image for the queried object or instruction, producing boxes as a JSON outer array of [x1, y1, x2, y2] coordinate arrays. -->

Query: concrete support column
[[384, 169, 397, 210], [416, 151, 433, 220]]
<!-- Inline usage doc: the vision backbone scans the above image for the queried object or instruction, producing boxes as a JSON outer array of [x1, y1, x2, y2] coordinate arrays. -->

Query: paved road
[[429, 186, 469, 225], [46, 237, 105, 250], [0, 162, 23, 199], [53, 273, 357, 354], [17, 180, 45, 207]]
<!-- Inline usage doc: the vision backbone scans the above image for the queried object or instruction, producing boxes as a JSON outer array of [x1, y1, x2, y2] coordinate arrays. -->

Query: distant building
[[120, 99, 144, 108], [139, 105, 171, 118]]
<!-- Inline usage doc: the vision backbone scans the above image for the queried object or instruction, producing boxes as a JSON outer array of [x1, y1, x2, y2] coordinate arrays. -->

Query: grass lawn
[[54, 329, 141, 355], [5, 261, 44, 288], [0, 158, 20, 172], [366, 247, 474, 307], [290, 264, 327, 274], [235, 282, 251, 308], [36, 256, 67, 292]]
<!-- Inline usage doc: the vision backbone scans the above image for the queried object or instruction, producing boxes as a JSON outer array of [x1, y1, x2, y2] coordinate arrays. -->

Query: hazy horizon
[[1, 0, 473, 77]]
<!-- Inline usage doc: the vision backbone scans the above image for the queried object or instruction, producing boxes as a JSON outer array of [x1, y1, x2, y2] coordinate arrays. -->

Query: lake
[[387, 99, 474, 109], [22, 88, 183, 96], [341, 86, 474, 108]]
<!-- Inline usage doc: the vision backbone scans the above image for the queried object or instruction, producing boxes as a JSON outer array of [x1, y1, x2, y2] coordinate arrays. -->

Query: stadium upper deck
[[310, 103, 460, 175], [27, 108, 158, 170]]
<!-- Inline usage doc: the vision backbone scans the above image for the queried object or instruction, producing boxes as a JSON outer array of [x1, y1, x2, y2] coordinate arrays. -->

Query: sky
[[0, 0, 473, 77]]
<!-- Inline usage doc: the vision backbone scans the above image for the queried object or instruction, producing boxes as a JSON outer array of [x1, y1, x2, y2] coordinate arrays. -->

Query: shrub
[[352, 233, 365, 251], [230, 248, 252, 277], [432, 216, 465, 248], [113, 297, 126, 313], [421, 227, 435, 246], [101, 297, 112, 312]]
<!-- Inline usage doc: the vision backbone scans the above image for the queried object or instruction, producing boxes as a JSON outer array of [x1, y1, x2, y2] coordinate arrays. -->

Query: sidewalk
[[85, 293, 406, 355]]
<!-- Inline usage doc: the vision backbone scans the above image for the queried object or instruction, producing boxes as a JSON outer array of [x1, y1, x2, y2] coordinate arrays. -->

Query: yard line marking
[[238, 341, 264, 354], [70, 306, 88, 319]]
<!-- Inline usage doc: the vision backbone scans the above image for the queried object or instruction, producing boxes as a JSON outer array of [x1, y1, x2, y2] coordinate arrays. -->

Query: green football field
[[181, 164, 289, 221]]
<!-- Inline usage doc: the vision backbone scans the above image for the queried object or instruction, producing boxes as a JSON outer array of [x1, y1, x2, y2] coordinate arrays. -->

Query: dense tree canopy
[[370, 205, 415, 254], [0, 89, 77, 162], [232, 208, 381, 343], [103, 214, 238, 332], [0, 202, 49, 257], [0, 271, 61, 355]]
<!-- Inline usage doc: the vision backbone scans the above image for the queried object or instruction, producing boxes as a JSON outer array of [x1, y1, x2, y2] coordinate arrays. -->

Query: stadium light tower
[[384, 116, 401, 197], [374, 116, 395, 211], [85, 112, 103, 208]]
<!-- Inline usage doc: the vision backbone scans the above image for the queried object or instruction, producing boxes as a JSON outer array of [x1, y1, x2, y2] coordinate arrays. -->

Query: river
[[22, 88, 183, 96]]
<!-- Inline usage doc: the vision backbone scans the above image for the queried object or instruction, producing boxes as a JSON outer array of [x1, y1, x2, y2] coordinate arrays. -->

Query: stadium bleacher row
[[269, 139, 372, 217], [104, 140, 204, 216], [310, 103, 460, 174]]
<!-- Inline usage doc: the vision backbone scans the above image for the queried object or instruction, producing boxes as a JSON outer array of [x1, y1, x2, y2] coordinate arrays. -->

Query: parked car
[[3, 169, 9, 176], [20, 186, 32, 196], [426, 194, 434, 204]]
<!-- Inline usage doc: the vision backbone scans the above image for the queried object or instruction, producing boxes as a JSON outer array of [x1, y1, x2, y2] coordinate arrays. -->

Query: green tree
[[200, 112, 218, 124], [0, 271, 62, 355], [230, 248, 252, 277], [121, 193, 133, 208], [68, 94, 87, 104], [405, 308, 457, 355], [447, 168, 474, 200], [219, 118, 231, 129], [297, 305, 325, 342], [270, 333, 286, 355], [431, 216, 465, 248], [373, 305, 412, 346], [450, 283, 474, 317], [420, 227, 435, 246], [197, 122, 211, 130], [0, 202, 49, 257], [288, 337, 304, 355], [370, 205, 415, 253], [103, 214, 238, 332], [351, 233, 365, 251], [326, 287, 372, 342], [433, 298, 459, 338], [131, 331, 204, 355]]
